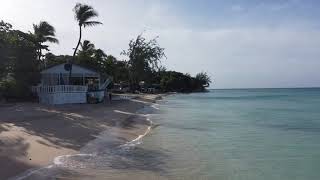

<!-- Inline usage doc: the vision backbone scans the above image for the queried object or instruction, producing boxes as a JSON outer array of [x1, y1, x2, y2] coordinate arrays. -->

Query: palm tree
[[81, 40, 95, 53], [195, 72, 212, 87], [77, 40, 95, 66], [33, 21, 58, 61], [70, 3, 102, 80]]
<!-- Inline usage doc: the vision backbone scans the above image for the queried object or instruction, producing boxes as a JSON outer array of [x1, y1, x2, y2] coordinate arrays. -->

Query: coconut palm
[[76, 40, 95, 65], [81, 40, 95, 53], [69, 3, 102, 79], [33, 21, 58, 61]]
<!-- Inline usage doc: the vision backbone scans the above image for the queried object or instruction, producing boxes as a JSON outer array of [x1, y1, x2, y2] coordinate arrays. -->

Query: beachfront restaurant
[[32, 63, 111, 105]]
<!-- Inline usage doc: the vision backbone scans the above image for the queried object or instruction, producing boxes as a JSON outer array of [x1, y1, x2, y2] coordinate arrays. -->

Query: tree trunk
[[39, 48, 42, 61], [69, 25, 82, 84], [37, 48, 41, 61]]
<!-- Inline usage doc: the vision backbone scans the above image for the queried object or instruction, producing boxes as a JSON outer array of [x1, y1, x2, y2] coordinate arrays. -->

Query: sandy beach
[[0, 94, 161, 179]]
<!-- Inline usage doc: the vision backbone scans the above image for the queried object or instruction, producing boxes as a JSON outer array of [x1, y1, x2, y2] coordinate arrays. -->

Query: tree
[[0, 20, 12, 32], [122, 34, 166, 89], [0, 20, 40, 99], [94, 48, 108, 72], [0, 21, 13, 79], [81, 40, 95, 53], [76, 40, 108, 73], [195, 72, 211, 87], [101, 55, 129, 83], [43, 53, 71, 68], [70, 3, 102, 80], [32, 21, 58, 62]]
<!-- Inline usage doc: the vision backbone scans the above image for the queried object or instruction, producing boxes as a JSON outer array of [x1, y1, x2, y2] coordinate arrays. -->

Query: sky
[[1, 0, 320, 88]]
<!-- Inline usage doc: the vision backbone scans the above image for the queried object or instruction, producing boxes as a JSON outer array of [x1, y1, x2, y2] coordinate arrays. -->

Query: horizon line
[[210, 87, 320, 90]]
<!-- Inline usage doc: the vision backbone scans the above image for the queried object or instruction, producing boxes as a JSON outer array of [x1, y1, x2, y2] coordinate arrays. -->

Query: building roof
[[41, 64, 99, 76]]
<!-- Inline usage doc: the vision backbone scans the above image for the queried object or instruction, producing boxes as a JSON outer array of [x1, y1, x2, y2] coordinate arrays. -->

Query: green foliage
[[33, 21, 58, 45], [0, 20, 40, 100], [105, 57, 129, 83], [73, 3, 102, 27], [0, 79, 18, 99], [122, 34, 166, 87], [0, 21, 13, 78], [32, 21, 58, 65], [43, 53, 71, 68], [75, 40, 107, 73], [74, 40, 129, 82], [120, 34, 211, 92], [195, 72, 211, 87], [159, 71, 200, 92], [71, 3, 102, 69]]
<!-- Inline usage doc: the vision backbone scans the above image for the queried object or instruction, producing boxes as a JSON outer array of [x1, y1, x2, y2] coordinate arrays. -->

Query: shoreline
[[0, 94, 163, 179]]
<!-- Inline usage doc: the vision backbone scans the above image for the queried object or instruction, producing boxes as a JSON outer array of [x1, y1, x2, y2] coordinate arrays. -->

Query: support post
[[83, 74, 85, 86]]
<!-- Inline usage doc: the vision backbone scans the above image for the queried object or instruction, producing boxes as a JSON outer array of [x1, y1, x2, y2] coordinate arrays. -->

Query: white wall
[[39, 92, 87, 105]]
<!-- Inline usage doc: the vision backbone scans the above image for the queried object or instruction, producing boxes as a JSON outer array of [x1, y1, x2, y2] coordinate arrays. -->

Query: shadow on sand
[[0, 99, 149, 179]]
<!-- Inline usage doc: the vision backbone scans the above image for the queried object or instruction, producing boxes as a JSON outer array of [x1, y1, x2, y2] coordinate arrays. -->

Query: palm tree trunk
[[39, 48, 42, 61], [69, 25, 82, 84], [37, 48, 41, 61]]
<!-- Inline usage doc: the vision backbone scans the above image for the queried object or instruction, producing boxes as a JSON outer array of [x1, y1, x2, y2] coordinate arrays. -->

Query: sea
[[14, 88, 320, 180]]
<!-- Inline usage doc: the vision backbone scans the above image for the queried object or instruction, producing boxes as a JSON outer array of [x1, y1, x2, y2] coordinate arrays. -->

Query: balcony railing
[[32, 85, 88, 94]]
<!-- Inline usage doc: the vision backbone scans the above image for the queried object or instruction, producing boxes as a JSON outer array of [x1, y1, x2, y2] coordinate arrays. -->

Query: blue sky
[[1, 0, 319, 88], [166, 0, 320, 28]]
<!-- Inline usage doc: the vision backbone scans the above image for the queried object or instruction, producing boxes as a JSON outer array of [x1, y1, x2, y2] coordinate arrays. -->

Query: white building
[[32, 63, 111, 105]]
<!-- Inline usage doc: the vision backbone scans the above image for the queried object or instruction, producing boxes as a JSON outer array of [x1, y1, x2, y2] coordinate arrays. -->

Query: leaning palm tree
[[33, 21, 59, 61], [69, 3, 102, 80]]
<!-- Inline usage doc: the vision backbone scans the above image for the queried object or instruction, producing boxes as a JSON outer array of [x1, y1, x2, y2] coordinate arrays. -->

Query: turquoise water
[[17, 88, 320, 180], [141, 88, 320, 180]]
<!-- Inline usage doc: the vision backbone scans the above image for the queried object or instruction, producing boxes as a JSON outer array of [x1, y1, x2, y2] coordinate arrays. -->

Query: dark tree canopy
[[32, 21, 58, 63], [195, 72, 211, 87], [122, 34, 166, 87], [0, 20, 40, 99], [74, 3, 102, 27]]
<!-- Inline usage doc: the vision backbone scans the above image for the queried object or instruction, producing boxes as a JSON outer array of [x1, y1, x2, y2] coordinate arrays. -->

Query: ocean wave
[[12, 113, 155, 180], [119, 118, 153, 150]]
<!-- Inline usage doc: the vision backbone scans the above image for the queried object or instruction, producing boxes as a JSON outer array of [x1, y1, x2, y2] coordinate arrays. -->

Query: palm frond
[[83, 21, 102, 27], [81, 40, 95, 51], [45, 37, 59, 44], [73, 3, 101, 26], [81, 10, 98, 22], [33, 21, 58, 44]]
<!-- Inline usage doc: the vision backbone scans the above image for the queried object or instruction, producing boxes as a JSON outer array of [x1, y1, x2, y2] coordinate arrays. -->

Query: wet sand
[[0, 94, 161, 179]]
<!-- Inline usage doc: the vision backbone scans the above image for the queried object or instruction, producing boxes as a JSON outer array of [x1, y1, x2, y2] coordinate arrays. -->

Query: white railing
[[32, 85, 88, 94]]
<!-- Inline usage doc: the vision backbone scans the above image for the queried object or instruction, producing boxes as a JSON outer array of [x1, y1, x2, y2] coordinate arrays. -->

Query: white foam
[[11, 153, 96, 180], [120, 118, 153, 148], [151, 104, 160, 110], [10, 165, 53, 180], [53, 153, 95, 165], [12, 111, 155, 180]]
